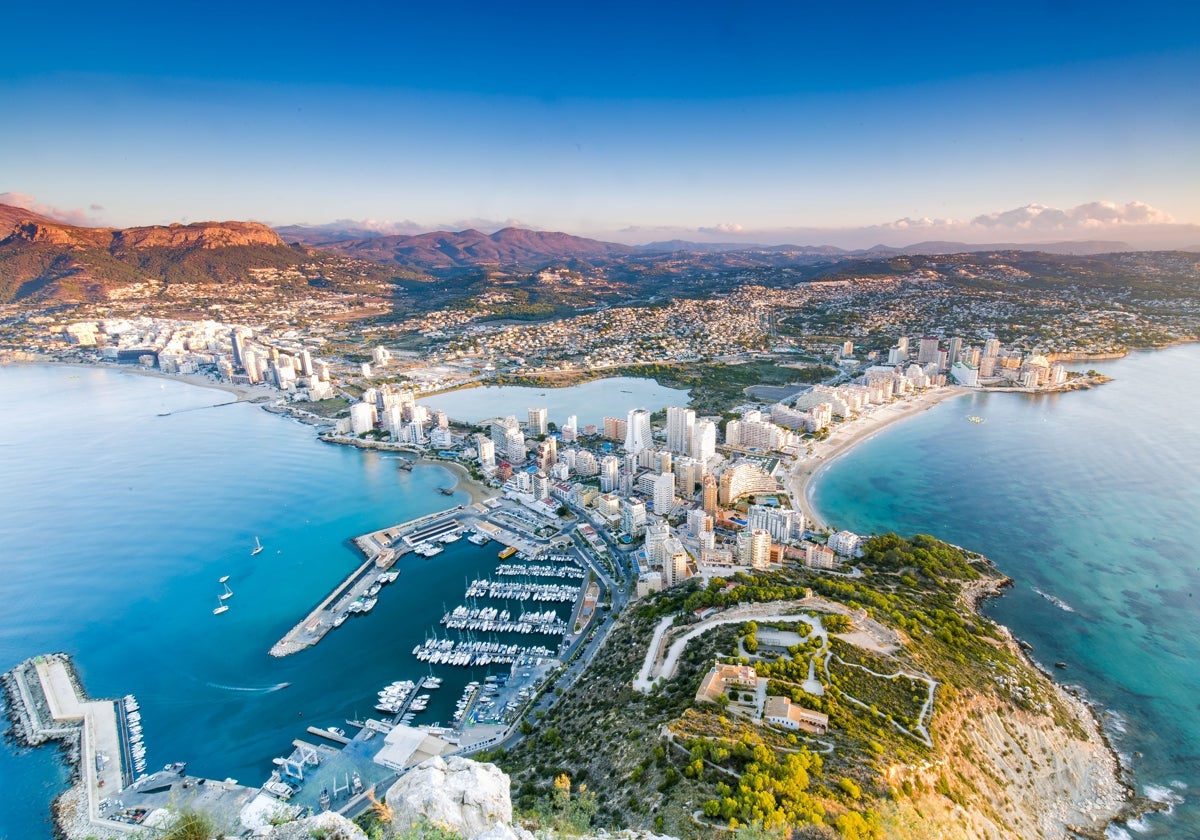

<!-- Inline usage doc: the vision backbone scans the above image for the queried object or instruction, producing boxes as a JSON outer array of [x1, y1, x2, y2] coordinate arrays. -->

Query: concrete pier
[[269, 504, 486, 657], [2, 654, 260, 838], [1, 655, 127, 830]]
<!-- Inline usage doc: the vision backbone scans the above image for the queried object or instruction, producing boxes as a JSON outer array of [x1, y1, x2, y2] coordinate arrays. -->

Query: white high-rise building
[[950, 361, 979, 387], [828, 530, 862, 557], [747, 505, 804, 544], [491, 416, 519, 449], [625, 408, 653, 455], [725, 411, 785, 451], [349, 402, 376, 435], [665, 407, 695, 455], [644, 519, 671, 566], [686, 508, 713, 539], [475, 434, 496, 470], [621, 499, 647, 537], [528, 407, 548, 436], [561, 415, 578, 443], [653, 472, 675, 515], [599, 455, 620, 492], [691, 419, 717, 461], [737, 528, 772, 569], [503, 426, 527, 463], [574, 450, 598, 476]]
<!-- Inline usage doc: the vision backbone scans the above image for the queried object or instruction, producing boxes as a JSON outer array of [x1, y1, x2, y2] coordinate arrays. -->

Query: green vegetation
[[494, 531, 1083, 838], [614, 361, 837, 414], [159, 809, 217, 840], [305, 396, 351, 418]]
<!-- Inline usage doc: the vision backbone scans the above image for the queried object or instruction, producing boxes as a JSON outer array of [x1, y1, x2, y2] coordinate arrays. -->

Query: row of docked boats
[[413, 543, 444, 558], [123, 695, 147, 775], [494, 563, 587, 579], [412, 638, 555, 667], [332, 570, 401, 627], [467, 531, 491, 545], [451, 682, 480, 724], [463, 579, 581, 602], [440, 605, 568, 636], [374, 674, 443, 716]]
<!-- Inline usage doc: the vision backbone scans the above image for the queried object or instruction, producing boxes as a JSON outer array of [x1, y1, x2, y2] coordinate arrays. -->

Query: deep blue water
[[0, 365, 542, 839], [812, 344, 1200, 837]]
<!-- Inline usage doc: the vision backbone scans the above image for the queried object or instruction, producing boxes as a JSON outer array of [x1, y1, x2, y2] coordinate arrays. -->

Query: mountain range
[[0, 201, 1154, 307]]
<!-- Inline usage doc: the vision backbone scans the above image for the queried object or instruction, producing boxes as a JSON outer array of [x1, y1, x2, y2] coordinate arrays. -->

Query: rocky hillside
[[0, 203, 397, 305], [489, 534, 1133, 839]]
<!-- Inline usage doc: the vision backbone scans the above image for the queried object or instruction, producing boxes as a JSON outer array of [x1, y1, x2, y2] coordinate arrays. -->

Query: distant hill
[[0, 203, 312, 304], [859, 240, 1130, 257], [309, 227, 637, 271], [274, 222, 390, 246], [637, 237, 1128, 257]]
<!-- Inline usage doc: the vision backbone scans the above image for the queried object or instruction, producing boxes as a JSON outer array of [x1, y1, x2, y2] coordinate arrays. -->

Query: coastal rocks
[[883, 681, 1128, 838], [386, 756, 515, 839]]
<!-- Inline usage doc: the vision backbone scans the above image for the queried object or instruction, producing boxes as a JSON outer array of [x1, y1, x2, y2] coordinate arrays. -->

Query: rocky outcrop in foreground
[[386, 755, 527, 840], [262, 755, 676, 840]]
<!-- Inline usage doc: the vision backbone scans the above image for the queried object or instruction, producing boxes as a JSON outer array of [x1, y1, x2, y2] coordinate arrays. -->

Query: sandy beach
[[788, 386, 968, 529], [418, 457, 497, 506]]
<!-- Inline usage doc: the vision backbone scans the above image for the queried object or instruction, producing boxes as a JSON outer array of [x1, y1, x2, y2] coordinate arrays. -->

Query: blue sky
[[2, 1, 1198, 246]]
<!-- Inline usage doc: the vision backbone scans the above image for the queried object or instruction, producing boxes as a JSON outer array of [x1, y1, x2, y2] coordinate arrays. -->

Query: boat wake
[[1033, 587, 1076, 613], [206, 681, 291, 693]]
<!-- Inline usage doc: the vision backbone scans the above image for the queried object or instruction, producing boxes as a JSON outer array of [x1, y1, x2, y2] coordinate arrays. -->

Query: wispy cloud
[[600, 200, 1195, 249], [0, 191, 103, 226], [697, 222, 745, 235], [969, 201, 1174, 230]]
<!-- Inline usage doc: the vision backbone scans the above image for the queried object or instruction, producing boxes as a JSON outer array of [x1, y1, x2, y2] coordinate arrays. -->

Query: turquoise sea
[[813, 344, 1200, 837], [4, 348, 1198, 838], [0, 365, 543, 839]]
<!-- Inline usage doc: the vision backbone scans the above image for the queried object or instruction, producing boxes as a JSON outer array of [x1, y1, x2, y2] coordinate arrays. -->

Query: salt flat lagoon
[[813, 344, 1200, 838], [418, 376, 689, 429]]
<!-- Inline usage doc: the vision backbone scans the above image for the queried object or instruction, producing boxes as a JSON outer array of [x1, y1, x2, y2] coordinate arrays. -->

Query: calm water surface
[[0, 365, 529, 839], [418, 376, 689, 429], [813, 345, 1200, 837]]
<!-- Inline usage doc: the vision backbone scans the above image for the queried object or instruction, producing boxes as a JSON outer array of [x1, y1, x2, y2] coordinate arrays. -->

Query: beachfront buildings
[[828, 530, 863, 557]]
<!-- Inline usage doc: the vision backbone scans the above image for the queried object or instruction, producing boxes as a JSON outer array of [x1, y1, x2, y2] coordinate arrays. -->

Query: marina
[[463, 579, 581, 602], [268, 499, 591, 657], [2, 651, 556, 836]]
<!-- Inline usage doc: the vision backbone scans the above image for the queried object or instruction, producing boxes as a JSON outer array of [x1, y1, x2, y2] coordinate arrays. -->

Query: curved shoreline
[[788, 386, 969, 530]]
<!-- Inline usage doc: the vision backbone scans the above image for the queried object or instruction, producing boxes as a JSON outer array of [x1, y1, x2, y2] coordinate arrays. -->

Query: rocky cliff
[[261, 756, 673, 840]]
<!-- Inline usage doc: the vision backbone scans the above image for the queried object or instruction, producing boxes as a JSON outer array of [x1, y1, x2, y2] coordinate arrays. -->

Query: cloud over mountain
[[601, 200, 1195, 250], [969, 201, 1173, 230], [0, 192, 101, 226]]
